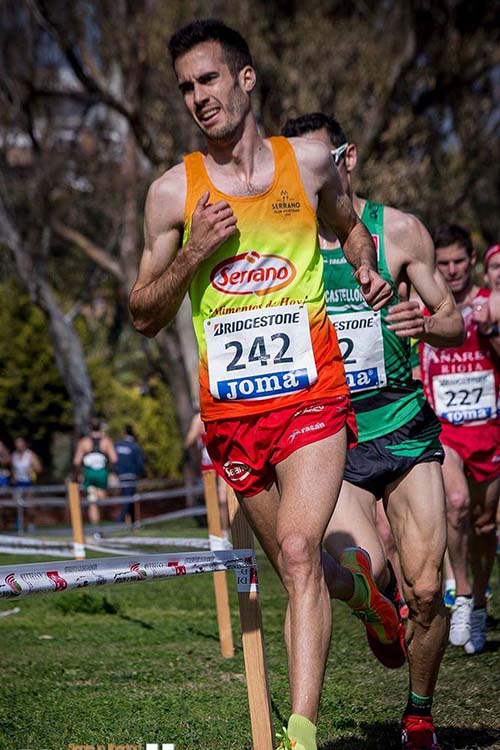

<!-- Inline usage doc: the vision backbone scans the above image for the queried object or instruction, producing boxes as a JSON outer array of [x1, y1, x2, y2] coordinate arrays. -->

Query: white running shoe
[[464, 607, 487, 654], [449, 596, 473, 646]]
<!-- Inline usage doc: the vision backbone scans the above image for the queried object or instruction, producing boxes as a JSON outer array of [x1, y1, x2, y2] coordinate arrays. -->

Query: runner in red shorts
[[130, 20, 398, 750], [420, 224, 500, 655]]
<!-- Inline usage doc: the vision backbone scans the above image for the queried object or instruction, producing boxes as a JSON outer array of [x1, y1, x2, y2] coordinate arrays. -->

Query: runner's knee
[[278, 531, 321, 584], [406, 571, 442, 620], [446, 489, 469, 523]]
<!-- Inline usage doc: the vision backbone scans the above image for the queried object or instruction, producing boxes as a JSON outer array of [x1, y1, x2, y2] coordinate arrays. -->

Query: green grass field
[[0, 519, 499, 750]]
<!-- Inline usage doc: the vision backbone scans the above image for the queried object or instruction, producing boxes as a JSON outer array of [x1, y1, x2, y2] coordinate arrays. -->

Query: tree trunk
[[155, 326, 195, 437], [0, 196, 93, 435], [175, 296, 200, 409]]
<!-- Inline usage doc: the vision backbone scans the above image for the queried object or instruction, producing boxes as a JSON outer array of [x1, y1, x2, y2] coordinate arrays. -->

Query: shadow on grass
[[117, 612, 154, 629], [483, 638, 500, 653], [183, 625, 219, 642], [54, 591, 154, 629], [320, 722, 500, 750], [486, 613, 500, 629]]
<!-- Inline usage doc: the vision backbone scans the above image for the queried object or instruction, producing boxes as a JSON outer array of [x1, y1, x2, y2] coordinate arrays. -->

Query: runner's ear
[[240, 65, 256, 93]]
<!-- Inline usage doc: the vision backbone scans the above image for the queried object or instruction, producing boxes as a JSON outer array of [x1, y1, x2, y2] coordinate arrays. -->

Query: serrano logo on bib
[[210, 251, 296, 296]]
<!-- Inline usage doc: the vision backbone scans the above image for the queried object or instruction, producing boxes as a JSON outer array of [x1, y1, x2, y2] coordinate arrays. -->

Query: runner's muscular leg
[[441, 446, 471, 596], [237, 474, 354, 600], [469, 475, 500, 607], [236, 431, 354, 721], [385, 462, 448, 697], [274, 428, 350, 722], [323, 481, 390, 590], [376, 502, 402, 592]]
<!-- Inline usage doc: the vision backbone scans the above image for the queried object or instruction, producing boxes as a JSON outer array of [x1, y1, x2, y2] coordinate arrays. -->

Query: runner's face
[[486, 257, 500, 291], [436, 242, 473, 296], [298, 127, 349, 193], [175, 41, 250, 142]]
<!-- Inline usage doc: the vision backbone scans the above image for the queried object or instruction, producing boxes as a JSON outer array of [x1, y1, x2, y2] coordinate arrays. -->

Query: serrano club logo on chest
[[210, 251, 297, 296]]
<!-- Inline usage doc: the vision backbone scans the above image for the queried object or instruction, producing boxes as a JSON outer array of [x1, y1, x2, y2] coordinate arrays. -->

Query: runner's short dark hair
[[433, 224, 473, 256], [168, 19, 253, 78], [281, 113, 347, 148], [90, 416, 102, 432]]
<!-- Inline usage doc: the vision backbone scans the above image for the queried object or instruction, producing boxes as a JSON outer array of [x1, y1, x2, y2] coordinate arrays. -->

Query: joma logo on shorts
[[210, 251, 296, 296]]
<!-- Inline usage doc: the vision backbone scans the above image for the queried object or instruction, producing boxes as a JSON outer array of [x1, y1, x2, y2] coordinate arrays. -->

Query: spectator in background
[[484, 243, 500, 292], [0, 440, 11, 487], [11, 437, 41, 487], [72, 417, 118, 525], [115, 425, 145, 525]]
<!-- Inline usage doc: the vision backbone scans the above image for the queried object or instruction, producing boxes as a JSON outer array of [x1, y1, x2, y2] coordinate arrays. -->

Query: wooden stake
[[227, 486, 274, 750], [203, 470, 234, 659], [68, 482, 85, 559], [133, 497, 141, 528]]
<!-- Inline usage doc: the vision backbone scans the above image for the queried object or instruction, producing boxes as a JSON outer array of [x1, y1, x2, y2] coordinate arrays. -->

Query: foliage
[[0, 280, 72, 459], [0, 0, 498, 452], [88, 346, 182, 478]]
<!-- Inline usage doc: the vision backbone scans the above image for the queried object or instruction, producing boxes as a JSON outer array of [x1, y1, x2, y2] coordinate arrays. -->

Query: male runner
[[72, 418, 118, 525], [130, 20, 398, 750], [282, 113, 464, 750], [420, 224, 500, 655]]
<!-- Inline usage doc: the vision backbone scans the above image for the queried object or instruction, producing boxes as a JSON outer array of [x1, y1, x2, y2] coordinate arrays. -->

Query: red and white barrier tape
[[0, 549, 256, 599]]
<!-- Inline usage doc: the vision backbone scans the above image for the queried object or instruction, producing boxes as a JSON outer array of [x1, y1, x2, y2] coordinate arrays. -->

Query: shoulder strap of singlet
[[361, 200, 384, 234], [183, 152, 206, 235], [361, 200, 397, 295], [270, 136, 316, 217]]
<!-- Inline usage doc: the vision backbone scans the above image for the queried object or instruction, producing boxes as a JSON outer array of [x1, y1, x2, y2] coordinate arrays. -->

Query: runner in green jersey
[[282, 113, 464, 750]]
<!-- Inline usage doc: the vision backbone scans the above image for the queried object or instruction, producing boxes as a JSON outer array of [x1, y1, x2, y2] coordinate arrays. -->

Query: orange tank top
[[183, 136, 348, 421]]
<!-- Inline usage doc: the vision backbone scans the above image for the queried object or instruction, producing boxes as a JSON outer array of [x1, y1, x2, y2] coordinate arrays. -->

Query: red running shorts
[[440, 420, 500, 483], [205, 395, 357, 497]]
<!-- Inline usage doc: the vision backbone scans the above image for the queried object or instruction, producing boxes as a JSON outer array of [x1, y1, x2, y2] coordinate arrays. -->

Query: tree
[[0, 280, 73, 463], [0, 0, 498, 455], [0, 193, 93, 435]]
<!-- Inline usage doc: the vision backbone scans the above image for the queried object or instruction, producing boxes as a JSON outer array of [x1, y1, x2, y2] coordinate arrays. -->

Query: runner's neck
[[203, 115, 268, 183]]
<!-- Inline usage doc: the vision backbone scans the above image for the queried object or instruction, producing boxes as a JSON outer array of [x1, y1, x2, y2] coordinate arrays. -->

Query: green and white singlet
[[322, 200, 433, 444]]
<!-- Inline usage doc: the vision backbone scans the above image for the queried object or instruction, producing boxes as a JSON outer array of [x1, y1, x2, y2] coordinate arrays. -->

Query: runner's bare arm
[[130, 167, 237, 337], [385, 213, 464, 346], [72, 439, 87, 468], [104, 438, 118, 466], [184, 413, 203, 449], [289, 138, 393, 310], [31, 452, 42, 474], [472, 290, 500, 355]]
